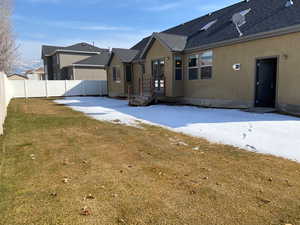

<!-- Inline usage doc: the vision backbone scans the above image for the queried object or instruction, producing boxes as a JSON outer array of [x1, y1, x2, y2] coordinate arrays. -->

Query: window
[[112, 66, 120, 82], [200, 51, 213, 79], [125, 64, 132, 82], [175, 56, 182, 80], [188, 55, 198, 80]]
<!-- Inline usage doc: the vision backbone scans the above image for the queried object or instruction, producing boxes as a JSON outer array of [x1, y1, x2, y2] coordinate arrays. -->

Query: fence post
[[24, 80, 28, 98], [45, 80, 48, 97], [64, 80, 67, 97]]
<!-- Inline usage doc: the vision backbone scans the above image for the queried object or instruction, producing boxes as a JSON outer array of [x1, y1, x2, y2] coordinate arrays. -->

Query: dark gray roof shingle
[[112, 48, 140, 63], [63, 42, 108, 53], [41, 45, 64, 57], [42, 43, 108, 58], [130, 0, 300, 58]]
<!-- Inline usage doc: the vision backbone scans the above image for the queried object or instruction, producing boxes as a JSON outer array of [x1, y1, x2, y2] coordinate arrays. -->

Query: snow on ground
[[55, 97, 300, 162]]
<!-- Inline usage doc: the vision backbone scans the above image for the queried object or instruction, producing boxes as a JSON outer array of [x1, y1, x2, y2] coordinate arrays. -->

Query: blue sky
[[14, 0, 240, 63]]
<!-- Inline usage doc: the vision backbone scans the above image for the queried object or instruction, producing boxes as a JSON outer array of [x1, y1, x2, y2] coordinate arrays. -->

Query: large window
[[187, 51, 213, 80], [175, 56, 182, 80], [188, 55, 198, 80], [112, 66, 120, 82], [200, 51, 213, 79]]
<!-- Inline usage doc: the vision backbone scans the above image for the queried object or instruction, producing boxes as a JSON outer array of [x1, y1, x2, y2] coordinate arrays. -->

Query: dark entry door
[[255, 58, 277, 107], [152, 59, 165, 95]]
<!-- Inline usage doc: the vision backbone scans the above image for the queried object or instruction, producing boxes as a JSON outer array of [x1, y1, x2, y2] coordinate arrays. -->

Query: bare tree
[[0, 0, 17, 74]]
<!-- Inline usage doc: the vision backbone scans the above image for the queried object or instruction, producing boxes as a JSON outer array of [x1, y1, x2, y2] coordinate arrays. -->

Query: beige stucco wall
[[8, 75, 27, 80], [73, 67, 107, 80], [107, 55, 126, 97], [59, 53, 95, 69], [132, 63, 142, 95], [144, 39, 174, 97], [182, 32, 300, 110], [107, 32, 300, 114]]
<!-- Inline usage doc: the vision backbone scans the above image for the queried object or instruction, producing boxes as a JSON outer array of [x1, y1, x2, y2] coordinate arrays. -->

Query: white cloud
[[145, 2, 181, 11]]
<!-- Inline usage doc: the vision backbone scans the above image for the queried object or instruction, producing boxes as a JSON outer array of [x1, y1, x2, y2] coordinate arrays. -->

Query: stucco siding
[[59, 53, 95, 69], [73, 67, 107, 80], [182, 32, 300, 109], [144, 39, 173, 97], [132, 63, 142, 95], [107, 55, 126, 97]]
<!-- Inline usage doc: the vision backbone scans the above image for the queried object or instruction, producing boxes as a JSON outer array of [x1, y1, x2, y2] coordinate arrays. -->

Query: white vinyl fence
[[0, 72, 13, 135], [10, 80, 107, 98], [1, 79, 107, 135]]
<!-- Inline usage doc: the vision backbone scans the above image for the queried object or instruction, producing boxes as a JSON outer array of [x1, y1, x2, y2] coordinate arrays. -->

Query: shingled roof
[[111, 48, 140, 63], [41, 45, 64, 57], [73, 52, 111, 67], [63, 43, 108, 53], [130, 0, 300, 59], [41, 42, 108, 58]]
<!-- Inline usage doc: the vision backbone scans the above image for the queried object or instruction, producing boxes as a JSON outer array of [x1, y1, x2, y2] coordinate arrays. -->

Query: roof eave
[[45, 50, 101, 57], [72, 64, 106, 68]]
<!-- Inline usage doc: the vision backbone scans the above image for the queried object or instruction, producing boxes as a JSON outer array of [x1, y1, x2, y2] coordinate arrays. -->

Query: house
[[41, 43, 110, 80], [25, 67, 45, 80], [107, 0, 300, 115], [7, 74, 28, 80]]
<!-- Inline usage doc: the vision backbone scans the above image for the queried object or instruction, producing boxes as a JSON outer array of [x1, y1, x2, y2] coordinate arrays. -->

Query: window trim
[[186, 51, 213, 80], [187, 54, 199, 80], [199, 50, 213, 80], [174, 55, 183, 81]]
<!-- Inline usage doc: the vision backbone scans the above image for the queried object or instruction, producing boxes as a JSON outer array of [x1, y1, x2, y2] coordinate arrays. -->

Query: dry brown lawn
[[0, 98, 300, 225]]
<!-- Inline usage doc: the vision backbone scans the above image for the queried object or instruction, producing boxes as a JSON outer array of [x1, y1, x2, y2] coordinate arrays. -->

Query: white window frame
[[199, 50, 213, 80], [175, 55, 183, 81], [187, 54, 199, 80]]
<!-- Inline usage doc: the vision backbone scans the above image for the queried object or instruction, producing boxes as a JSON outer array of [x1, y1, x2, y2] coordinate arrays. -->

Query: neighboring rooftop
[[41, 42, 109, 58], [7, 74, 28, 79], [25, 67, 44, 75]]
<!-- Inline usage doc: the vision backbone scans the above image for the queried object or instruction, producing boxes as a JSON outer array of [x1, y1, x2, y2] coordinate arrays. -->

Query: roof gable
[[140, 32, 187, 59], [111, 48, 139, 63]]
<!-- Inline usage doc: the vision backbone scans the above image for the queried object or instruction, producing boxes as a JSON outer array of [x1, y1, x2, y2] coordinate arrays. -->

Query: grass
[[1, 98, 300, 225]]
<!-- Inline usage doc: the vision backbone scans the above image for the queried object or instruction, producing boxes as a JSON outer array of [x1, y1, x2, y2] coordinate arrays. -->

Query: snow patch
[[55, 97, 300, 162]]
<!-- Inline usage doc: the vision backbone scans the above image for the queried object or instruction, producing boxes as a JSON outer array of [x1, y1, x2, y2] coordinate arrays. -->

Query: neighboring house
[[41, 43, 110, 80], [25, 67, 45, 80], [107, 0, 300, 115], [7, 74, 28, 80]]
